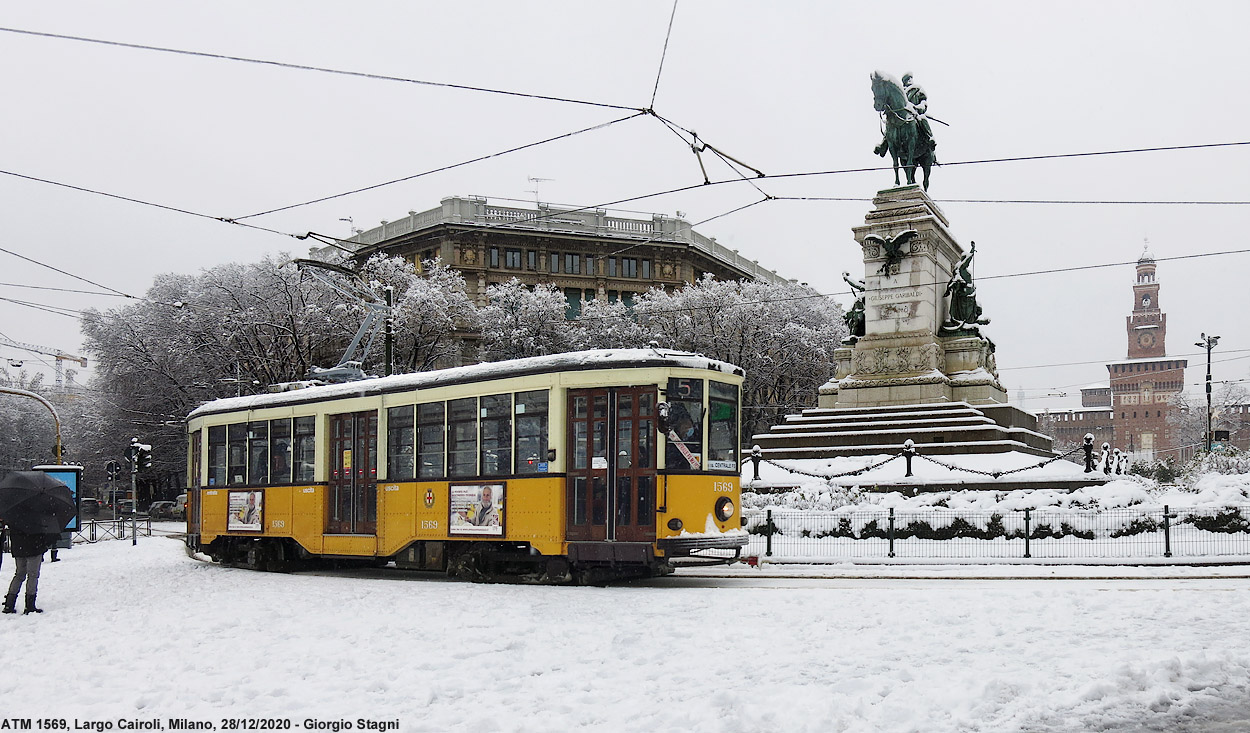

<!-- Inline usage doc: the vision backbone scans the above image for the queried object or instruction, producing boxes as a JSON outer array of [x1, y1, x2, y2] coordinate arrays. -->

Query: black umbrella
[[0, 471, 75, 535]]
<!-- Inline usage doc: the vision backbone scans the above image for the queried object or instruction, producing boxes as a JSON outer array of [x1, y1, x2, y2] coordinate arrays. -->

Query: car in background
[[147, 501, 177, 519], [81, 498, 102, 516], [115, 499, 136, 515]]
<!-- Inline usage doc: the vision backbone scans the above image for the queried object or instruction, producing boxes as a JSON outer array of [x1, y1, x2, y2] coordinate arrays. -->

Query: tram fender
[[566, 541, 652, 565]]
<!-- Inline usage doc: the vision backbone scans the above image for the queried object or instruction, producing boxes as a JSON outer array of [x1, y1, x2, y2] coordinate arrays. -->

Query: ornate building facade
[[340, 196, 789, 315]]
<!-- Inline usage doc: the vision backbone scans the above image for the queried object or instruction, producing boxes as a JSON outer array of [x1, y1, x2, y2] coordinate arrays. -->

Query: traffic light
[[106, 460, 123, 480], [125, 438, 153, 472]]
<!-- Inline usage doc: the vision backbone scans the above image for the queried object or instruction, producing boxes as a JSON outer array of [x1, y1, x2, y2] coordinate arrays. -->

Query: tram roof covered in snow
[[187, 349, 744, 420]]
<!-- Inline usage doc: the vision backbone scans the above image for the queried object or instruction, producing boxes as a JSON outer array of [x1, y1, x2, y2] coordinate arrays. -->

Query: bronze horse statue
[[871, 71, 935, 190]]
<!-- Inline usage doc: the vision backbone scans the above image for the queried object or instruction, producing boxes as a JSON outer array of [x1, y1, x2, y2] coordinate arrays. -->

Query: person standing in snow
[[3, 527, 58, 615]]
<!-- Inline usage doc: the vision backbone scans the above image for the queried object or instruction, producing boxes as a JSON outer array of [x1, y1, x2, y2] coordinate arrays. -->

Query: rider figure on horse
[[874, 72, 938, 165], [901, 73, 937, 164]]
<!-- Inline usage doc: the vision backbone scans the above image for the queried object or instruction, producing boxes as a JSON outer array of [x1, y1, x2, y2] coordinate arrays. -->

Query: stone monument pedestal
[[748, 185, 1066, 471], [820, 185, 1006, 409]]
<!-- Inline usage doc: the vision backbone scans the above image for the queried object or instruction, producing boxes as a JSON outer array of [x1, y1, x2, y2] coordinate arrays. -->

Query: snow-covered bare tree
[[79, 254, 356, 491], [1169, 382, 1250, 454], [573, 297, 647, 349], [631, 275, 845, 438], [355, 255, 476, 372], [477, 280, 576, 361]]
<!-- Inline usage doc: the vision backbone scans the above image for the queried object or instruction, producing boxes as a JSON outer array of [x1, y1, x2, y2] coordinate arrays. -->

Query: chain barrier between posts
[[914, 444, 1085, 478], [749, 443, 1086, 482]]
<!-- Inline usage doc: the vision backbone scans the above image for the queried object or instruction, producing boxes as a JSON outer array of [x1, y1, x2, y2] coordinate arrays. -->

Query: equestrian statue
[[871, 71, 939, 190]]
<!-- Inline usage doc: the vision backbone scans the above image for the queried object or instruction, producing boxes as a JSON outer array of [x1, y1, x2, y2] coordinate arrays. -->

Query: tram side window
[[418, 402, 446, 478], [293, 416, 316, 483], [208, 426, 227, 486], [707, 381, 739, 472], [448, 397, 478, 477], [480, 394, 512, 476], [387, 405, 415, 480], [227, 423, 248, 485], [515, 390, 549, 474], [189, 429, 202, 488], [248, 422, 269, 485], [665, 378, 704, 470], [270, 418, 292, 485]]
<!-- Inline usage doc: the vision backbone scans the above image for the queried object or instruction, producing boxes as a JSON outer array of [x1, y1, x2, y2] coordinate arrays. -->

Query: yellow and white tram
[[185, 349, 748, 582]]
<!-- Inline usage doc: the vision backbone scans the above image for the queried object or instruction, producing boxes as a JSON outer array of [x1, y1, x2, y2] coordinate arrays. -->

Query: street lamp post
[[1194, 333, 1220, 453]]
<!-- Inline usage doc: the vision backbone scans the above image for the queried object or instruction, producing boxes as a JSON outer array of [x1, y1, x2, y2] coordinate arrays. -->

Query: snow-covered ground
[[744, 463, 1250, 513], [3, 536, 1250, 732]]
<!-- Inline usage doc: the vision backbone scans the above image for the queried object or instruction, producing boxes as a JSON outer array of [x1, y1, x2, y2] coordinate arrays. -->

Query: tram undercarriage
[[197, 535, 747, 585]]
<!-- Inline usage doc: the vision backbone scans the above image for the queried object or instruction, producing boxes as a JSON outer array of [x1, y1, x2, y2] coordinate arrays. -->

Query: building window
[[489, 247, 499, 268], [565, 287, 583, 319], [641, 259, 651, 279], [584, 289, 596, 301], [586, 254, 595, 276], [505, 248, 522, 269], [527, 250, 536, 271], [608, 258, 618, 277], [550, 253, 560, 274], [565, 253, 581, 275], [608, 290, 618, 302], [622, 258, 638, 278]]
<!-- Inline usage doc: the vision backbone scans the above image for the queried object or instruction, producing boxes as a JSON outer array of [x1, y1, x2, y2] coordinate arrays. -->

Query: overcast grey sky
[[1, 1, 1247, 410]]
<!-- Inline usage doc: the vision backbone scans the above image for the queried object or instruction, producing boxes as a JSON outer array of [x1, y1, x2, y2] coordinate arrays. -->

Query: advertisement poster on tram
[[227, 490, 263, 531], [449, 483, 504, 536]]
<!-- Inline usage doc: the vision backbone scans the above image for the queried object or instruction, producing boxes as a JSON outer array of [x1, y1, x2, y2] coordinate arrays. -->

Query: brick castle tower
[[1108, 247, 1188, 460]]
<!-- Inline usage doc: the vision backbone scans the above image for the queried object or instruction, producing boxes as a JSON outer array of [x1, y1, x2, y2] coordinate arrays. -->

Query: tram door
[[566, 387, 658, 543], [328, 410, 378, 534]]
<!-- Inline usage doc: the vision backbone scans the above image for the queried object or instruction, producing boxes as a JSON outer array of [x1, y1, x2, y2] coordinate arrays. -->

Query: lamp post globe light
[[1194, 333, 1220, 453]]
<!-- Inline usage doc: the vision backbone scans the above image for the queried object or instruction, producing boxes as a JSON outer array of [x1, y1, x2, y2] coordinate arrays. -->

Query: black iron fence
[[73, 517, 152, 543], [742, 505, 1250, 561]]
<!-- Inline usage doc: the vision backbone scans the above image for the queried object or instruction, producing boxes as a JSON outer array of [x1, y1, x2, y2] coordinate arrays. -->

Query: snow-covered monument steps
[[751, 401, 1055, 459]]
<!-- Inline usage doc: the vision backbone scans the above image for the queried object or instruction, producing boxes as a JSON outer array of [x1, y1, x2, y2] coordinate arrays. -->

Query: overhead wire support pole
[[0, 386, 62, 464], [384, 286, 394, 378]]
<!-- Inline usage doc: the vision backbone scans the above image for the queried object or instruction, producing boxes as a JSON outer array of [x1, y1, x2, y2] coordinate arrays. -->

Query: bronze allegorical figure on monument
[[841, 271, 867, 342], [942, 241, 990, 333]]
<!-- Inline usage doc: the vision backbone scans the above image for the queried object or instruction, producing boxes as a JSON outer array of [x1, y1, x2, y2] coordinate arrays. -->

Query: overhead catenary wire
[[0, 26, 644, 113], [7, 139, 1250, 264], [233, 111, 648, 221], [0, 247, 135, 299], [649, 1, 679, 108]]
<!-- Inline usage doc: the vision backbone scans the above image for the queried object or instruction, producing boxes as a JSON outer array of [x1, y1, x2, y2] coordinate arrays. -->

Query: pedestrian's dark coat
[[7, 528, 55, 559]]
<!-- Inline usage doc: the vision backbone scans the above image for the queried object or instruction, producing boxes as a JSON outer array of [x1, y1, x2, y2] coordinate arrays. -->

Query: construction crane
[[0, 334, 88, 389]]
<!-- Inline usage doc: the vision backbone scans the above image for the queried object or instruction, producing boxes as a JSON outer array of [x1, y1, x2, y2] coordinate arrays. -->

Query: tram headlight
[[667, 518, 683, 531], [714, 497, 735, 522]]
